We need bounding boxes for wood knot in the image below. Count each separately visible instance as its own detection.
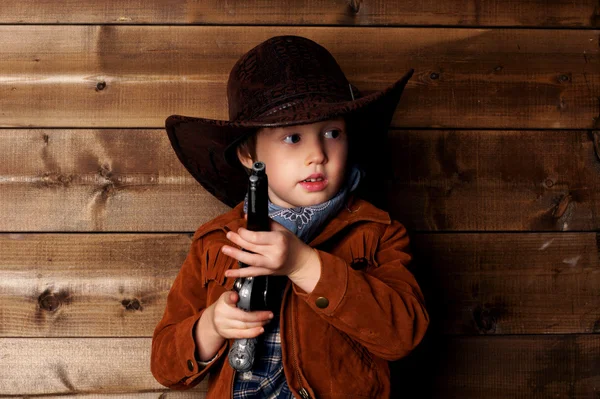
[592,131,600,163]
[348,0,361,13]
[37,289,71,312]
[39,293,60,311]
[473,305,500,333]
[96,81,106,91]
[122,298,142,311]
[98,163,112,179]
[553,194,572,219]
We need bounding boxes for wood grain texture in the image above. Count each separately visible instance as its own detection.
[2,3,597,399]
[0,0,598,27]
[0,338,207,396]
[2,129,600,232]
[0,336,597,397]
[0,26,598,129]
[0,129,230,231]
[393,334,600,399]
[0,234,190,337]
[387,129,600,231]
[410,232,600,335]
[0,233,597,337]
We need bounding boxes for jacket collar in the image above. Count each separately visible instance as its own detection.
[192,195,391,245]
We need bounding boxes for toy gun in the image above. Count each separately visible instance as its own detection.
[228,161,271,372]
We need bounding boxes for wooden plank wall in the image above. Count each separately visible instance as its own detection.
[0,1,599,397]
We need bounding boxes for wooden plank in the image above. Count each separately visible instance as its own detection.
[0,336,597,397]
[0,233,598,337]
[0,234,189,337]
[0,129,230,231]
[2,129,600,232]
[387,129,600,231]
[410,232,600,335]
[392,334,600,399]
[0,338,207,396]
[0,26,598,129]
[0,0,598,27]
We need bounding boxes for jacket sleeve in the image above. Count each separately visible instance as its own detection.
[150,235,228,389]
[293,220,429,361]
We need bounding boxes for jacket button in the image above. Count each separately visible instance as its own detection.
[315,297,329,309]
[187,359,195,371]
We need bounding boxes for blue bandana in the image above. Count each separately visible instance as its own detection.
[243,164,363,243]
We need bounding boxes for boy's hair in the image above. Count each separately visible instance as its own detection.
[236,131,258,174]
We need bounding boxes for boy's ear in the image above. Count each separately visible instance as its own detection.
[236,147,254,169]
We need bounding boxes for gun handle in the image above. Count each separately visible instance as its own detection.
[229,274,262,372]
[228,337,257,373]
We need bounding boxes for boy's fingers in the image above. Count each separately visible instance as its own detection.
[231,319,270,330]
[232,309,273,322]
[222,247,266,269]
[227,326,264,339]
[223,291,239,306]
[225,266,271,279]
[236,228,273,245]
[223,236,261,257]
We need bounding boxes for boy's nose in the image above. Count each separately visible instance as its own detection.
[305,141,327,165]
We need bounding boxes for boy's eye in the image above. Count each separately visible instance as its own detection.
[283,134,301,144]
[324,129,341,139]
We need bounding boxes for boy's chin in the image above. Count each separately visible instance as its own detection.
[293,194,335,208]
[272,193,333,209]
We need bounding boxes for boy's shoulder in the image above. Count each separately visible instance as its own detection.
[342,196,391,224]
[341,197,406,236]
[307,196,405,246]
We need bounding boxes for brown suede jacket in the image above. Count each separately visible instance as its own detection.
[151,196,429,398]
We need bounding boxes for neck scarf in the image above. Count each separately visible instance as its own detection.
[243,164,363,243]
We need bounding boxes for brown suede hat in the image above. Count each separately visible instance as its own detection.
[166,35,414,208]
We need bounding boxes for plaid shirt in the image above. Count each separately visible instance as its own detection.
[233,308,295,399]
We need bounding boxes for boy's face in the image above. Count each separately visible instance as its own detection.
[238,118,348,208]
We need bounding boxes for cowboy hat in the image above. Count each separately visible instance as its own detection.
[166,35,414,208]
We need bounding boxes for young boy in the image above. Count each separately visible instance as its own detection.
[151,35,429,398]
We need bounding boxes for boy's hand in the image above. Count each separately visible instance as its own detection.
[221,220,321,292]
[209,291,273,339]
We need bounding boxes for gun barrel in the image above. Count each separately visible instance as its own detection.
[246,162,269,232]
[228,161,270,373]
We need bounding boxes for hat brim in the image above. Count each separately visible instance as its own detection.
[166,69,414,208]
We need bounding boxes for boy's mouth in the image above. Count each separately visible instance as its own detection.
[301,177,324,182]
[300,173,325,183]
[299,174,328,192]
